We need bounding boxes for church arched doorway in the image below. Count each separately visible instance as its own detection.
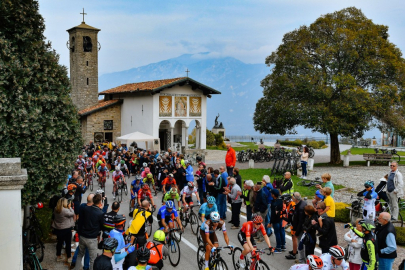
[173,120,187,153]
[188,120,201,149]
[159,120,171,151]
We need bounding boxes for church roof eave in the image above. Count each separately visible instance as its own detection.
[78,99,122,117]
[152,77,221,95]
[67,22,101,32]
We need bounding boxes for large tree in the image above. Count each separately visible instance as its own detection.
[254,7,405,163]
[0,0,82,204]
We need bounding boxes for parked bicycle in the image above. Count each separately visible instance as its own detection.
[375,199,404,227]
[374,148,401,163]
[25,203,45,263]
[297,177,322,190]
[23,231,46,270]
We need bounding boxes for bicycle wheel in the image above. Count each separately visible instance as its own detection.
[123,183,128,195]
[146,218,153,237]
[30,232,44,262]
[190,212,199,235]
[118,187,123,202]
[167,237,181,266]
[181,212,188,228]
[173,219,182,241]
[392,153,401,163]
[215,258,228,270]
[233,247,247,270]
[89,178,93,191]
[392,212,404,227]
[23,254,41,270]
[309,149,315,158]
[256,259,270,270]
[197,245,205,270]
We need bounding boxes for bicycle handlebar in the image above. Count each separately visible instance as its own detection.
[255,247,274,256]
[214,246,233,255]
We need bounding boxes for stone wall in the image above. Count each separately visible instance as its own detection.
[81,103,122,143]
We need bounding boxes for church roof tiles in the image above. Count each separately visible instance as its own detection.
[78,99,122,116]
[98,77,221,96]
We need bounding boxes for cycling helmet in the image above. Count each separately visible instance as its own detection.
[187,181,194,188]
[115,166,120,171]
[113,215,126,226]
[307,255,323,269]
[84,154,88,158]
[103,238,118,251]
[96,189,104,195]
[329,245,345,259]
[207,196,216,205]
[147,173,153,179]
[143,162,148,167]
[359,219,375,231]
[102,152,106,155]
[165,200,175,209]
[210,211,220,222]
[145,167,150,173]
[280,194,292,201]
[153,230,166,242]
[136,246,150,263]
[121,160,125,164]
[170,189,177,195]
[67,184,76,191]
[253,215,263,224]
[184,160,189,164]
[79,155,82,159]
[196,156,202,162]
[142,183,149,190]
[168,173,174,178]
[364,180,374,188]
[101,163,106,167]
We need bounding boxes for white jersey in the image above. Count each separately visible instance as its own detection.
[110,247,124,270]
[320,253,349,270]
[289,265,309,270]
[181,186,198,197]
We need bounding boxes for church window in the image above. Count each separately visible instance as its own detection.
[87,78,89,85]
[86,61,89,66]
[71,37,75,52]
[83,36,92,52]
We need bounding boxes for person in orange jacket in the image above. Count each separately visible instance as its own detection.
[225,144,236,176]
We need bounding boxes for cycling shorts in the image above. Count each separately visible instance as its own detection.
[200,229,218,246]
[184,197,193,204]
[158,216,173,228]
[237,231,256,247]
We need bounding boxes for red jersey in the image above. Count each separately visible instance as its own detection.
[138,189,152,201]
[240,221,266,238]
[161,177,176,187]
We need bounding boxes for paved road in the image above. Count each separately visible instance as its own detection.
[98,175,314,270]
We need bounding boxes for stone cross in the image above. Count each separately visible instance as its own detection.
[80,8,87,23]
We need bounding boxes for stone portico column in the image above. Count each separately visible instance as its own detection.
[185,126,189,150]
[0,158,28,270]
[170,127,174,150]
[196,127,200,149]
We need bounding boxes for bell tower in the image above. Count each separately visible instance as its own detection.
[67,9,101,111]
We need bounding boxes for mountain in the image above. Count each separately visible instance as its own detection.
[98,52,271,135]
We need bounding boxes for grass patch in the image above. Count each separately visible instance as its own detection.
[207,142,273,151]
[239,168,345,198]
[35,201,55,243]
[341,147,405,156]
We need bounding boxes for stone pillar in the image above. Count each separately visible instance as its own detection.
[185,126,189,150]
[0,158,28,270]
[170,127,174,149]
[343,155,350,167]
[308,158,315,171]
[196,127,200,149]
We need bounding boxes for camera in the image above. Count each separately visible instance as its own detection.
[344,224,350,229]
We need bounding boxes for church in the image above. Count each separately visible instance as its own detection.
[66,16,221,151]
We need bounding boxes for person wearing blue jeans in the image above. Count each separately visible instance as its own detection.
[376,212,397,270]
[262,176,273,236]
[71,245,90,270]
[269,189,285,252]
[213,169,227,219]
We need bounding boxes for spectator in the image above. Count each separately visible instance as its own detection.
[297,146,309,179]
[219,166,229,186]
[233,168,242,187]
[225,143,236,176]
[74,194,105,270]
[213,169,227,220]
[285,192,306,262]
[375,175,389,203]
[302,205,318,257]
[344,218,363,270]
[52,198,75,263]
[348,220,377,270]
[185,160,194,182]
[103,201,120,232]
[279,172,294,195]
[312,201,337,254]
[320,187,335,218]
[315,173,334,198]
[387,161,403,220]
[262,175,273,237]
[238,180,255,221]
[376,212,397,270]
[312,190,324,209]
[225,178,242,229]
[253,182,268,243]
[269,189,284,253]
[357,180,378,221]
[93,238,118,270]
[206,173,216,199]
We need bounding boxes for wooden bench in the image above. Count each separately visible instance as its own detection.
[363,153,392,166]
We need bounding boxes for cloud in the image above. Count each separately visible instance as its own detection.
[230,109,234,112]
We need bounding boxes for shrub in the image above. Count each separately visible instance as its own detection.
[206,129,215,146]
[396,227,405,245]
[318,141,326,147]
[334,202,350,223]
[308,141,320,149]
[214,133,224,146]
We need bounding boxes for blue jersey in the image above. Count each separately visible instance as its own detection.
[131,180,144,193]
[198,202,218,218]
[157,205,178,219]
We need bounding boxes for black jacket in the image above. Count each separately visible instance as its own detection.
[291,200,307,235]
[302,214,319,241]
[270,198,283,224]
[253,188,267,213]
[78,205,104,238]
[314,214,337,249]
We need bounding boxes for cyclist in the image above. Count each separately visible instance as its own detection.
[137,183,156,209]
[109,215,136,270]
[356,180,378,221]
[76,155,85,172]
[118,159,130,177]
[128,246,152,270]
[237,215,274,268]
[112,167,125,199]
[141,164,150,178]
[161,173,177,194]
[347,221,377,270]
[320,245,349,270]
[198,196,218,223]
[145,230,169,270]
[93,237,119,270]
[289,255,324,270]
[157,200,183,233]
[130,177,144,209]
[163,188,181,210]
[143,173,157,195]
[97,163,109,186]
[84,157,94,179]
[200,211,232,270]
[181,181,201,218]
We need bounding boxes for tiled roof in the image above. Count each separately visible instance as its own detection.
[99,77,221,96]
[78,99,122,116]
[67,22,101,32]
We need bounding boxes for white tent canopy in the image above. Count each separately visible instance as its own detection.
[116,131,159,150]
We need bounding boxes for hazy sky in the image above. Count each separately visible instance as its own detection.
[38,0,405,76]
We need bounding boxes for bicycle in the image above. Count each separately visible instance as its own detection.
[375,200,404,227]
[26,204,45,262]
[115,177,127,202]
[233,247,273,270]
[166,228,182,266]
[86,172,93,191]
[297,177,322,190]
[348,195,364,224]
[98,174,107,191]
[197,246,232,270]
[23,232,46,270]
[180,204,200,235]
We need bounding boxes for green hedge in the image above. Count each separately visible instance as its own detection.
[335,202,350,223]
[279,139,326,149]
[397,227,405,245]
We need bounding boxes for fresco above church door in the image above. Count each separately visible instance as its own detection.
[189,96,201,116]
[159,96,172,117]
[175,97,187,117]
